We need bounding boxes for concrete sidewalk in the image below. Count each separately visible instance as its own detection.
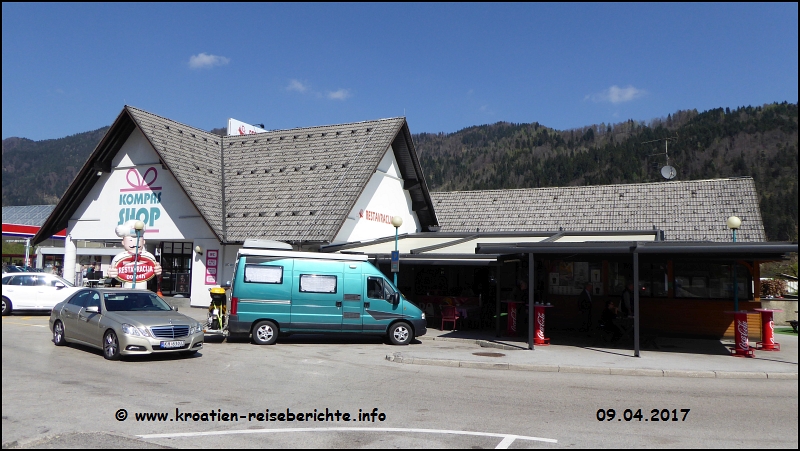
[389,327,798,379]
[164,296,798,379]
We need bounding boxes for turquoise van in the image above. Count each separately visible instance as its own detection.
[226,243,426,345]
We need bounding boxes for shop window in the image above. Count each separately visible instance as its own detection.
[546,260,602,296]
[674,261,749,300]
[608,262,632,296]
[638,263,668,298]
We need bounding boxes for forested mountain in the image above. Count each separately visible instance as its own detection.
[2,103,797,241]
[416,102,798,241]
[2,126,110,206]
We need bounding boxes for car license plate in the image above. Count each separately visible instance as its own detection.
[160,340,185,349]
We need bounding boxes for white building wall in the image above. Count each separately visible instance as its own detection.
[189,243,242,307]
[333,146,420,244]
[65,128,221,302]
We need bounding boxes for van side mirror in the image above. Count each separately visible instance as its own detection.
[54,282,65,289]
[85,306,100,314]
[391,293,400,305]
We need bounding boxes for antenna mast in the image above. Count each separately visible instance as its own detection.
[643,135,678,180]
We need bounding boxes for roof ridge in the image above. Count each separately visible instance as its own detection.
[225,117,405,136]
[125,105,220,138]
[431,177,755,195]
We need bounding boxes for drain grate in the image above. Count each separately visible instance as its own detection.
[472,352,505,357]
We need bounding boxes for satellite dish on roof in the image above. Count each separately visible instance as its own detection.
[661,165,677,180]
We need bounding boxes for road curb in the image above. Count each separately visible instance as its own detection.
[420,335,526,350]
[385,354,799,380]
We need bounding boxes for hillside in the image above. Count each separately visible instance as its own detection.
[416,103,798,241]
[2,103,797,241]
[2,126,110,206]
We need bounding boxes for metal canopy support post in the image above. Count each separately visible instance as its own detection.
[528,253,535,350]
[496,266,501,337]
[633,248,640,357]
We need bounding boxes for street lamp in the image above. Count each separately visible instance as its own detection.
[727,216,741,311]
[131,220,145,289]
[391,216,403,286]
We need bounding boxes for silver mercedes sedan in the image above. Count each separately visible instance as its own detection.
[49,288,203,360]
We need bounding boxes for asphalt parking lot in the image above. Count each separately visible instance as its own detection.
[2,304,797,449]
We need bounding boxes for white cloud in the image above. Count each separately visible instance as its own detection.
[286,79,308,93]
[587,85,646,104]
[188,53,230,69]
[327,89,351,100]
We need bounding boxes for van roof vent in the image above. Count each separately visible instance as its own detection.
[243,239,293,250]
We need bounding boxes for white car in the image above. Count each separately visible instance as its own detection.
[2,272,81,315]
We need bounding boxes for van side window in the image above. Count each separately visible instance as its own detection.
[244,265,283,284]
[299,274,337,294]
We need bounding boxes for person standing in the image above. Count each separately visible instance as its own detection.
[578,282,593,332]
[600,300,623,342]
[620,282,634,317]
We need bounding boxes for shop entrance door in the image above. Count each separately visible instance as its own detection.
[159,242,193,296]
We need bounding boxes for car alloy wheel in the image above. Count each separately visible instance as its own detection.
[53,321,67,346]
[103,330,121,360]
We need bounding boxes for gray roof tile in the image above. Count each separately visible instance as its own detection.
[431,177,766,242]
[221,118,405,242]
[126,106,224,237]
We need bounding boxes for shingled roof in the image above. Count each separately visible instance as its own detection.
[221,117,435,242]
[430,177,766,242]
[126,106,225,235]
[33,106,437,245]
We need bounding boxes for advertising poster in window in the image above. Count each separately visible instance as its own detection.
[574,262,589,286]
[176,273,190,293]
[558,262,573,286]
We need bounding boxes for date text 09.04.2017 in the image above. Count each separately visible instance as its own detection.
[596,408,690,422]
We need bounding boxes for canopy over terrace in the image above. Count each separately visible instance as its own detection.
[321,230,662,265]
[475,240,799,355]
[322,230,662,337]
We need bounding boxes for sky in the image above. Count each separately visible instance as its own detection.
[2,2,798,141]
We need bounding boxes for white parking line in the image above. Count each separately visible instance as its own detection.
[139,427,557,448]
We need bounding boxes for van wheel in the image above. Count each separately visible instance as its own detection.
[252,320,279,345]
[389,322,412,346]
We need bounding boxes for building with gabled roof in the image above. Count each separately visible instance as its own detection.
[33,105,437,305]
[29,105,794,328]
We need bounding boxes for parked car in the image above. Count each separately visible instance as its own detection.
[3,265,31,273]
[2,272,81,315]
[49,288,204,360]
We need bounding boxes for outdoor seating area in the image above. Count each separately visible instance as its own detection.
[82,277,118,288]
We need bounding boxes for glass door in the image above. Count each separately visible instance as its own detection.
[158,242,193,296]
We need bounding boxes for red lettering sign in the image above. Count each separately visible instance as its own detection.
[114,254,157,283]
